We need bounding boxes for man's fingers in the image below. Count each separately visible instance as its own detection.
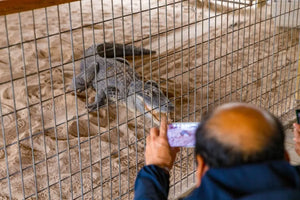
[150,128,159,138]
[159,115,168,138]
[146,135,151,144]
[172,147,180,153]
[294,130,299,137]
[293,123,300,132]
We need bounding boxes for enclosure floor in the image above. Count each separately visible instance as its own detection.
[0,0,299,199]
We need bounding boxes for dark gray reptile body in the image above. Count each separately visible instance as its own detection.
[85,56,140,109]
[90,42,154,57]
[81,42,155,71]
[69,43,173,123]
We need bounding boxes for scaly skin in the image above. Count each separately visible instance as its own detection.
[81,42,156,71]
[69,43,173,124]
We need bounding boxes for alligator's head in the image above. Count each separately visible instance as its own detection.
[127,80,174,125]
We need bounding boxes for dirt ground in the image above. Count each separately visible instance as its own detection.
[0,0,299,199]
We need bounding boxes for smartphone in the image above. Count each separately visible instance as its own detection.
[167,122,200,147]
[296,109,300,124]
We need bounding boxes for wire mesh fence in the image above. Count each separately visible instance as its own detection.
[0,0,299,199]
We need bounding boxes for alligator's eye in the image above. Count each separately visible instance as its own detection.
[144,90,152,97]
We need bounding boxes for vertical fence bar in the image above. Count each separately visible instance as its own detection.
[131,0,138,191]
[268,0,278,109]
[284,0,299,115]
[164,0,170,185]
[0,93,12,199]
[44,7,63,199]
[187,0,191,189]
[4,15,26,200]
[207,1,211,111]
[280,0,291,116]
[172,0,176,196]
[275,0,284,117]
[247,1,253,104]
[220,0,224,105]
[259,0,269,108]
[255,0,263,106]
[118,0,131,198]
[109,1,122,198]
[225,0,229,103]
[180,0,183,193]
[99,0,107,198]
[17,11,38,198]
[292,0,300,109]
[229,1,235,102]
[68,2,85,199]
[102,6,113,200]
[78,1,95,198]
[193,0,198,184]
[31,10,52,199]
[235,0,240,102]
[294,1,300,102]
[265,1,275,110]
[240,0,246,102]
[283,0,294,113]
[251,0,258,105]
[277,0,286,116]
[121,0,131,198]
[139,0,146,161]
[55,4,74,199]
[268,0,279,111]
[213,0,217,107]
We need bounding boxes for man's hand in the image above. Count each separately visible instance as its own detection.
[293,123,300,156]
[145,116,179,171]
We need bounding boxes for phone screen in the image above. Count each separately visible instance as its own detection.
[296,109,300,124]
[167,122,200,147]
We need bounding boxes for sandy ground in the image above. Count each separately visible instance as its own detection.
[0,0,299,199]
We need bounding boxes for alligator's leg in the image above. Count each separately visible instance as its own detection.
[68,73,88,93]
[105,86,126,102]
[68,75,85,92]
[82,62,99,84]
[86,89,106,111]
[70,62,99,92]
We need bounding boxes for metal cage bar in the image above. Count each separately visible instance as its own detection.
[0,0,299,199]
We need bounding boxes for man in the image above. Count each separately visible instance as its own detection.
[134,103,300,199]
[293,123,300,156]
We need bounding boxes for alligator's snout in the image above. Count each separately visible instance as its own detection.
[164,101,174,112]
[144,101,174,124]
[130,80,174,124]
[144,100,174,113]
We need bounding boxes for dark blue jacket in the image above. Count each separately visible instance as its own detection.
[134,160,300,199]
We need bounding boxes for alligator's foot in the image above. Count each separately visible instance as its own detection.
[86,102,103,112]
[73,86,86,93]
[86,91,106,112]
[67,84,85,93]
[77,88,85,93]
[86,101,106,111]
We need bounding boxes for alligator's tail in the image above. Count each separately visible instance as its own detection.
[95,42,156,58]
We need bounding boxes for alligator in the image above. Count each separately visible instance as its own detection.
[69,43,174,124]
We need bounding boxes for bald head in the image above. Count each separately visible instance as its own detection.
[207,103,276,155]
[195,103,285,168]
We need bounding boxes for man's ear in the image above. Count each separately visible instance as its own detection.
[284,150,290,162]
[196,155,209,187]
